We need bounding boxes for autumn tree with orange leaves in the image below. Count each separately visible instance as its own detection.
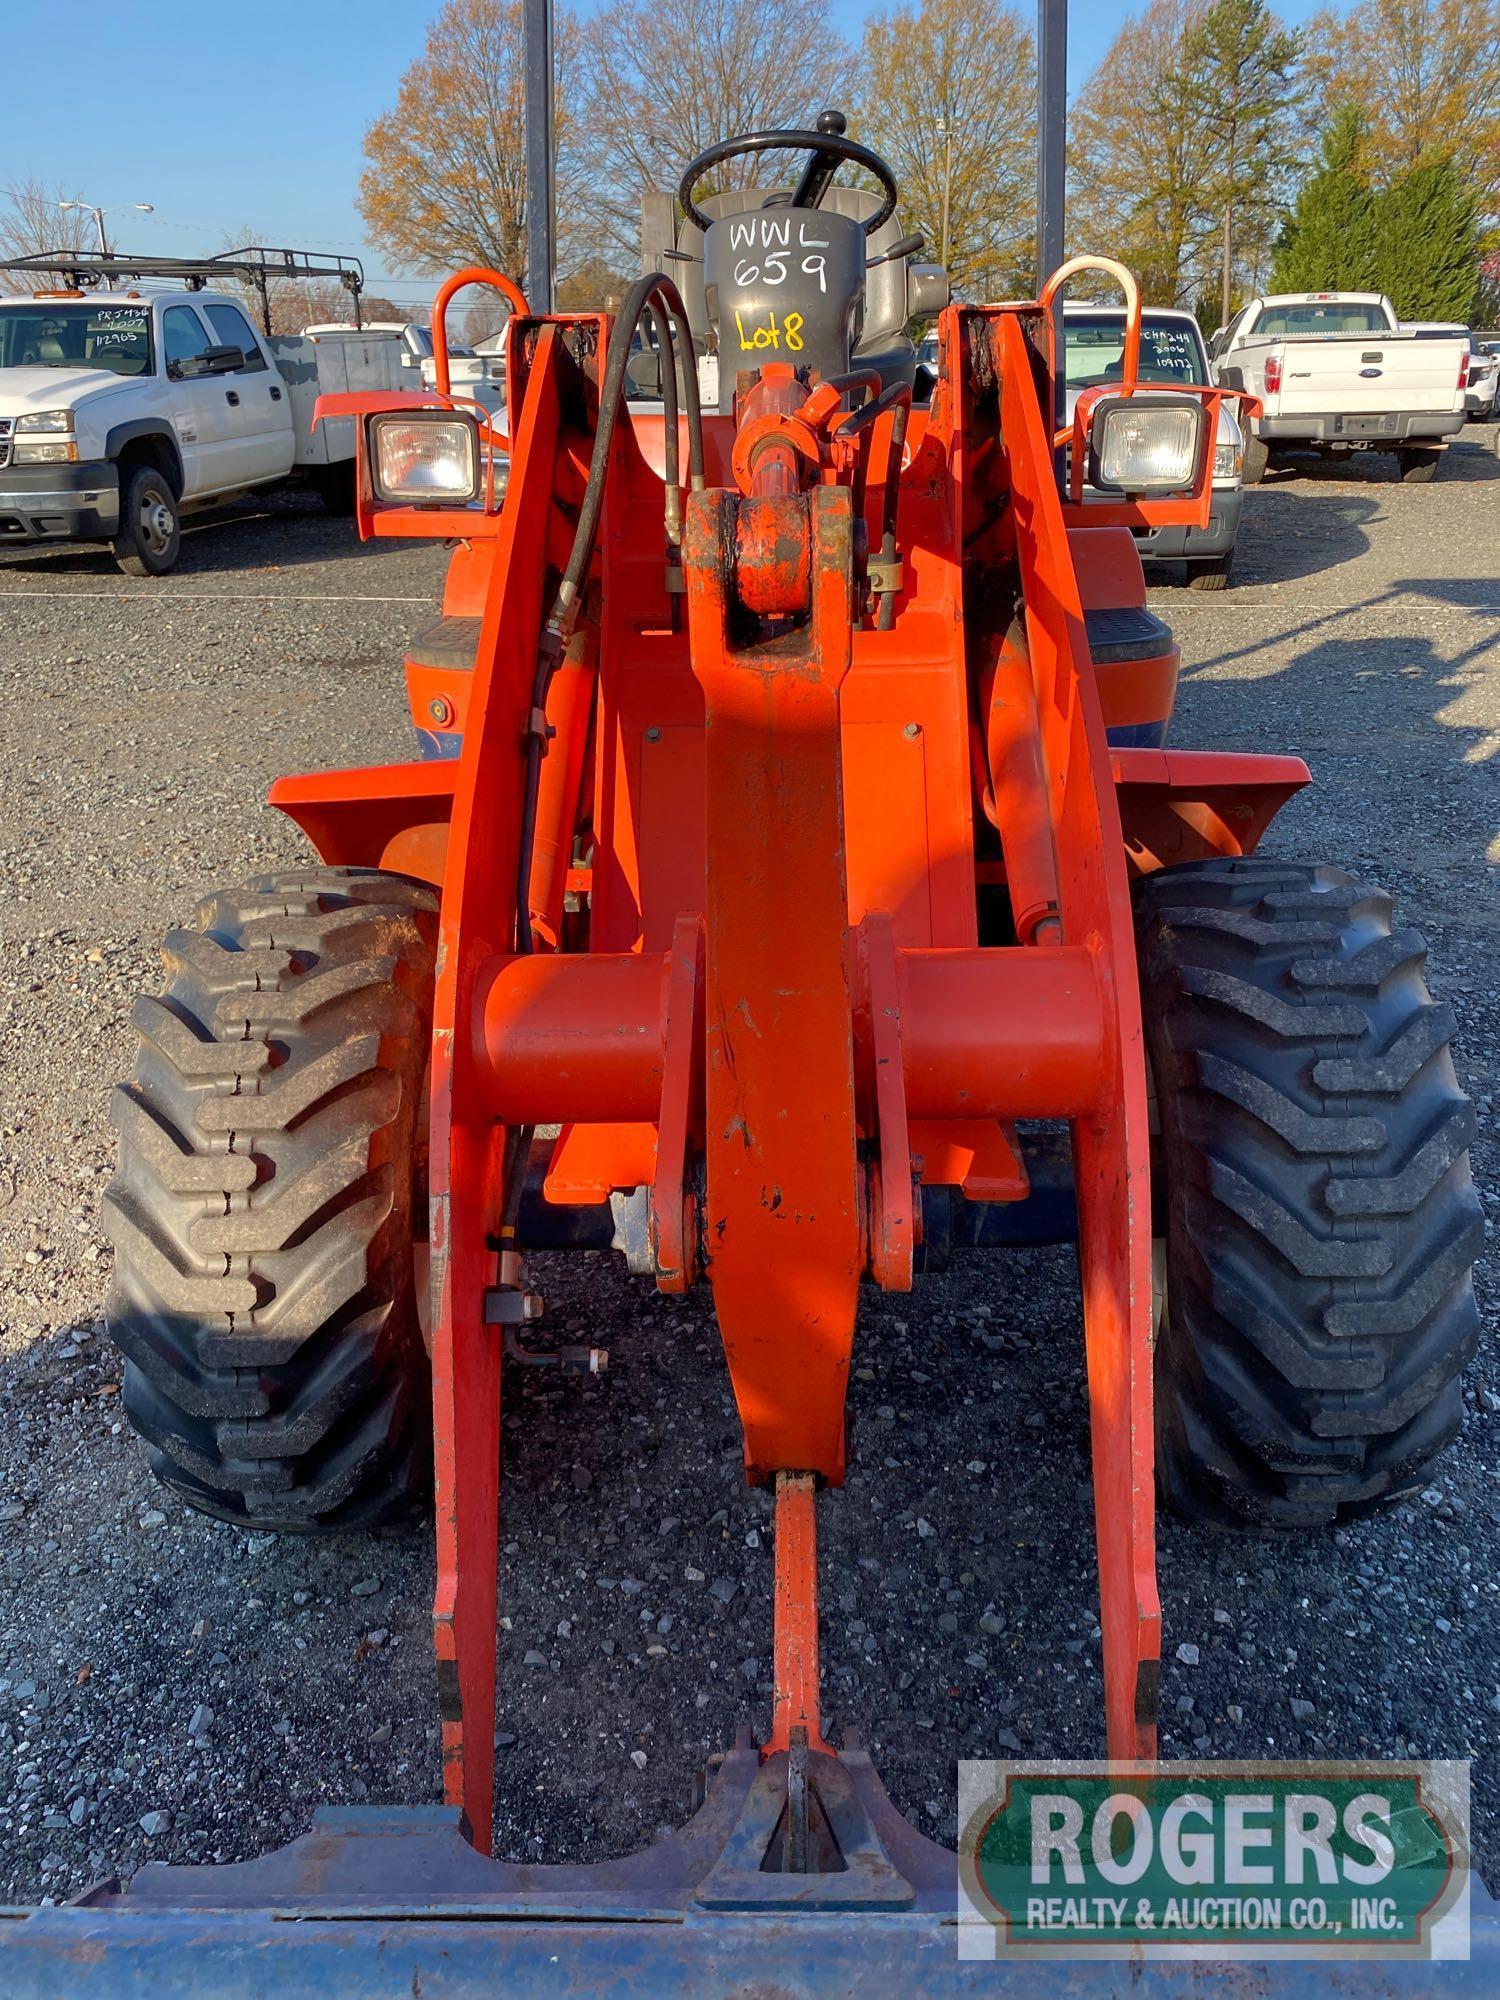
[359,0,590,278]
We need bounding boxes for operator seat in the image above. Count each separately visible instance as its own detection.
[642,184,948,414]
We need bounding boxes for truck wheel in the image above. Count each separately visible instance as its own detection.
[113,464,181,577]
[1137,858,1482,1530]
[313,462,356,516]
[1396,448,1441,484]
[104,868,438,1530]
[1241,435,1269,484]
[1187,553,1233,592]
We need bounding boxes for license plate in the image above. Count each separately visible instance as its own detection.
[1339,413,1398,437]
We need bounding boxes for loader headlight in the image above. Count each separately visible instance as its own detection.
[15,410,74,433]
[1089,395,1207,493]
[369,412,481,505]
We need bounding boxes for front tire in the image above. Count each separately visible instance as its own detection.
[105,868,438,1529]
[1187,552,1234,592]
[1138,858,1482,1530]
[113,464,181,577]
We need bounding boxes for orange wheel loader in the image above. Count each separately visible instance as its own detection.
[10,115,1486,1996]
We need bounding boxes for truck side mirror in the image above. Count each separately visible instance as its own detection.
[202,344,246,375]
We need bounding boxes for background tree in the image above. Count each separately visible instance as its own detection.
[854,0,1036,298]
[1183,0,1302,327]
[0,178,95,282]
[1302,0,1500,214]
[556,254,635,312]
[575,0,852,264]
[360,0,590,281]
[1271,104,1377,292]
[1070,0,1219,307]
[1374,153,1483,319]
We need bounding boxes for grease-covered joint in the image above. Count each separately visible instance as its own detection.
[733,494,813,619]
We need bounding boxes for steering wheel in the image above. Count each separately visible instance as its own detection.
[678,112,899,237]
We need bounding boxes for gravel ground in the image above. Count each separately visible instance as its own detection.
[0,437,1496,1906]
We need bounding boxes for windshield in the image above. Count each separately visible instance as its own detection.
[406,325,434,357]
[1250,302,1387,337]
[1064,313,1206,390]
[0,301,153,377]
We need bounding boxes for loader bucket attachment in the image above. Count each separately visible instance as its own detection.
[4,1824,1497,1994]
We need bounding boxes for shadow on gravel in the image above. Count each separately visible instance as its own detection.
[1180,573,1500,748]
[0,489,437,585]
[1227,489,1383,589]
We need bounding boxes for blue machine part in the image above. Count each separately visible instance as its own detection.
[3,1737,1495,1998]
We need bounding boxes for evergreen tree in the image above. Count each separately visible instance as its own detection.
[1183,0,1303,325]
[1374,154,1482,320]
[1272,106,1379,293]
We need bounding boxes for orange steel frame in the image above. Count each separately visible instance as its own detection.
[274,271,1311,1854]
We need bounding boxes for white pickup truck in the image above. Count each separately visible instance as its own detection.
[1209,291,1468,483]
[0,288,404,574]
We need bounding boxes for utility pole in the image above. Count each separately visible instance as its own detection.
[935,117,953,272]
[1036,0,1067,438]
[1035,0,1067,291]
[523,0,555,312]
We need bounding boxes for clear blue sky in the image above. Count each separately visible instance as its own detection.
[5,0,1333,303]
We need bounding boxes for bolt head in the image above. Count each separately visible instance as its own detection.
[428,696,453,726]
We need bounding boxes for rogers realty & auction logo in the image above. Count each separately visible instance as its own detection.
[957,1760,1470,1960]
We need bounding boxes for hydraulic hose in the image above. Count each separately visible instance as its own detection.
[514,270,704,960]
[494,274,707,1309]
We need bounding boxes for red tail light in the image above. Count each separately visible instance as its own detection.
[1458,352,1469,390]
[1263,354,1282,394]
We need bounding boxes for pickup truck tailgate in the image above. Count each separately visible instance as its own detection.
[1258,334,1465,416]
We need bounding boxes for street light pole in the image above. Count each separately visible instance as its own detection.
[1036,0,1068,439]
[1035,0,1066,291]
[58,199,153,260]
[523,0,555,312]
[935,118,953,274]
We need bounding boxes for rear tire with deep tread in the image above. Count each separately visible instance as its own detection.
[1137,857,1482,1530]
[104,867,438,1530]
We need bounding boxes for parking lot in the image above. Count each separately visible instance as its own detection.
[0,435,1497,1905]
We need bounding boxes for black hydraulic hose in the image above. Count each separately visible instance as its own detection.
[514,271,703,962]
[495,273,708,1320]
[641,302,680,544]
[532,270,702,711]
